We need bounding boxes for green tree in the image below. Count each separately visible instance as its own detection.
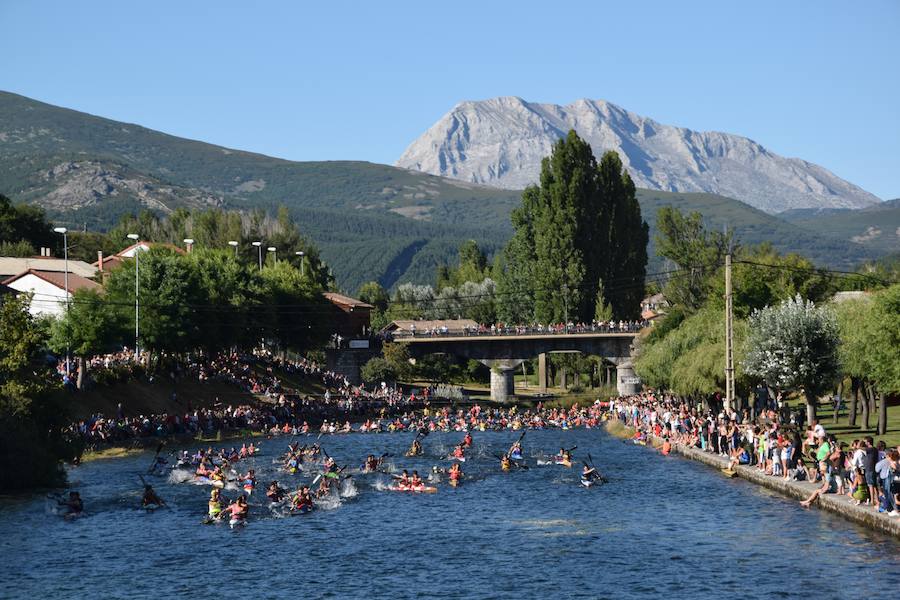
[358,281,390,330]
[382,342,412,381]
[867,284,900,434]
[104,248,201,357]
[497,131,648,323]
[654,206,732,311]
[48,289,120,389]
[360,356,396,384]
[743,295,840,423]
[0,295,73,490]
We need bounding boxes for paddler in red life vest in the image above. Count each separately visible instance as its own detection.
[452,444,465,460]
[462,431,473,448]
[397,469,410,488]
[410,470,423,489]
[292,486,313,511]
[449,462,462,485]
[364,454,379,472]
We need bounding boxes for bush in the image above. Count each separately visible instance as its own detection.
[361,357,396,384]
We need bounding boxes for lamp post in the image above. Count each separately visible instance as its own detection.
[267,246,277,265]
[127,233,140,362]
[228,240,239,258]
[296,250,305,277]
[53,227,70,375]
[251,241,262,271]
[183,238,194,253]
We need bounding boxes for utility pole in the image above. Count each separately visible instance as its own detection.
[724,252,734,411]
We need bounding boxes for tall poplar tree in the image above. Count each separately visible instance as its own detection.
[498,130,648,322]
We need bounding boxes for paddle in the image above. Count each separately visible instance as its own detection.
[146,442,165,474]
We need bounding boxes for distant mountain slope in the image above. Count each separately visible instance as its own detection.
[0,91,883,291]
[397,96,881,214]
[779,199,900,255]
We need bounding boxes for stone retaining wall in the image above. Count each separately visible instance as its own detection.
[605,420,900,540]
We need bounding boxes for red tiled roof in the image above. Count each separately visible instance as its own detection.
[323,292,373,310]
[2,269,102,294]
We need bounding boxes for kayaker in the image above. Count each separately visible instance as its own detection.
[462,431,473,448]
[500,455,511,471]
[227,495,249,521]
[452,444,465,460]
[292,486,314,511]
[364,454,379,472]
[141,484,165,507]
[557,448,572,463]
[242,469,256,488]
[210,466,225,482]
[397,469,410,487]
[509,442,523,460]
[266,481,286,503]
[59,491,83,516]
[208,489,224,520]
[316,475,332,498]
[449,462,462,485]
[581,464,598,482]
[410,470,423,488]
[407,439,422,456]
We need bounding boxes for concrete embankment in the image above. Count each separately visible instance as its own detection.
[604,420,900,540]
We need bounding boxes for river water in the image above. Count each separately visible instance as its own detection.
[2,428,898,599]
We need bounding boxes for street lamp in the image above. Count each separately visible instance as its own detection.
[53,227,69,375]
[251,241,262,271]
[183,238,194,253]
[127,233,140,362]
[227,240,239,258]
[267,246,277,265]
[296,251,305,277]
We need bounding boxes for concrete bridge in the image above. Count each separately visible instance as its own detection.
[400,332,640,403]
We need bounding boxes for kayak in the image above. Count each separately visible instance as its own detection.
[447,456,466,462]
[580,479,597,488]
[388,485,437,494]
[229,517,246,529]
[555,459,572,468]
[509,452,523,461]
[195,476,225,488]
[290,504,315,514]
[449,478,460,488]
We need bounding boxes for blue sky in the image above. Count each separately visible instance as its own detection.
[1,0,898,198]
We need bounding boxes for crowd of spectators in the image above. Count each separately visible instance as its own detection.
[394,319,649,338]
[64,350,425,447]
[611,391,900,516]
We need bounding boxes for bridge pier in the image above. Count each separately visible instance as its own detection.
[616,360,641,396]
[481,359,523,404]
[538,353,549,393]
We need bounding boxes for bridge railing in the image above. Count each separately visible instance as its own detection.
[389,321,648,340]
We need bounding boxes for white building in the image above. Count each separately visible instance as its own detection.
[2,269,102,317]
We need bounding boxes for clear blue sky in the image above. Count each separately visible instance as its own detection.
[1,0,898,198]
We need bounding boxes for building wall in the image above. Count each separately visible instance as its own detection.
[6,274,68,317]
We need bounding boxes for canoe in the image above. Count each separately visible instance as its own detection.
[388,485,437,494]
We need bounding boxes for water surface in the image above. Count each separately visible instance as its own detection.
[2,429,898,599]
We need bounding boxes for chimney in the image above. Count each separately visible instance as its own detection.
[98,250,104,272]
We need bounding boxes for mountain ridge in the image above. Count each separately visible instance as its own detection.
[0,91,887,292]
[397,96,881,214]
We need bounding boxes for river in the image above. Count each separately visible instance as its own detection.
[2,428,898,599]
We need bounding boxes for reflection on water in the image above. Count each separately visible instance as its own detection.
[2,428,898,599]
